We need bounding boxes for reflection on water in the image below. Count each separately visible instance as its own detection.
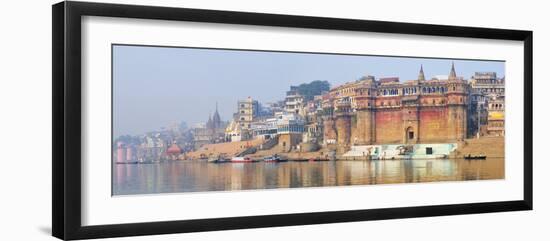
[112,158,504,195]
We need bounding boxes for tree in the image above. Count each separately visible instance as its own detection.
[296,80,330,101]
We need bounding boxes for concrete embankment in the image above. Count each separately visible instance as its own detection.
[336,136,504,160]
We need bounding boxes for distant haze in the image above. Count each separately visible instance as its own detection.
[113,45,505,137]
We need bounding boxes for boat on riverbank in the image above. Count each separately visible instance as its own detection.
[115,161,139,164]
[231,156,255,163]
[263,154,287,162]
[208,155,230,163]
[287,157,330,162]
[463,154,487,160]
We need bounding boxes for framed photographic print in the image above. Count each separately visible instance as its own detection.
[52,1,533,240]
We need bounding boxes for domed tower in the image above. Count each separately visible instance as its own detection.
[166,141,182,160]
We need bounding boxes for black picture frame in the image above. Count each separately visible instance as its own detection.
[52,1,533,240]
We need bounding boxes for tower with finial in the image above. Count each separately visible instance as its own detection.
[212,101,221,129]
[418,64,425,81]
[449,62,457,80]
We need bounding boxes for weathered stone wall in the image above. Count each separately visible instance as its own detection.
[335,115,351,153]
[446,105,467,141]
[323,118,337,143]
[346,105,468,144]
[354,110,375,145]
[278,133,303,152]
[374,109,403,143]
[418,107,451,142]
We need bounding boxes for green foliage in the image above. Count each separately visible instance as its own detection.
[296,80,330,101]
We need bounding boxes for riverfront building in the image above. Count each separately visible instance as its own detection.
[487,95,505,136]
[323,64,470,153]
[276,113,306,152]
[469,72,506,137]
[235,97,259,129]
[285,86,305,115]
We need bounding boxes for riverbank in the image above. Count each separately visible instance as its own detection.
[452,136,505,158]
[182,136,504,161]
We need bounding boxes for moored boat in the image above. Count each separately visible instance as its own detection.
[464,154,487,160]
[115,161,139,164]
[231,156,254,163]
[263,154,286,162]
[208,156,229,163]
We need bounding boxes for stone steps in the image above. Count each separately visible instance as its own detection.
[454,136,505,158]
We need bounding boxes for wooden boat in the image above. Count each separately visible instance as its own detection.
[463,154,487,160]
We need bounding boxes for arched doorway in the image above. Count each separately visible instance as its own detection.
[405,127,415,143]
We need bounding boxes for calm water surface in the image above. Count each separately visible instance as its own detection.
[113,158,504,195]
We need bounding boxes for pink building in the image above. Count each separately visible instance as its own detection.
[116,141,126,163]
[126,145,134,162]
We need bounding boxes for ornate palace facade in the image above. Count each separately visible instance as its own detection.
[323,64,470,152]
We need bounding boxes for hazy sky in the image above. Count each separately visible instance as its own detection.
[113,45,504,137]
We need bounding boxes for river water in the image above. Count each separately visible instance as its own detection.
[112,158,504,195]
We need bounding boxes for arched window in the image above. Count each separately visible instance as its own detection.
[423,87,426,93]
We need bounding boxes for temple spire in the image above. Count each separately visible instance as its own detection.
[449,62,457,80]
[418,64,425,81]
[212,101,221,129]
